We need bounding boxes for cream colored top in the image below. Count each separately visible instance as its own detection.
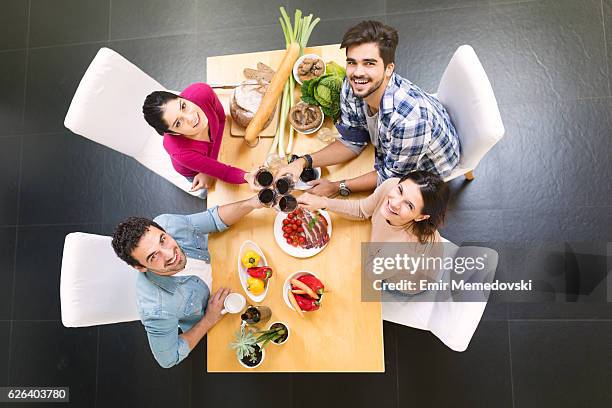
[323,178,442,294]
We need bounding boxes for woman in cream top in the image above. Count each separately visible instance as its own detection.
[298,170,450,294]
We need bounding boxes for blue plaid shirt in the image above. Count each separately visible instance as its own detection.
[336,73,460,182]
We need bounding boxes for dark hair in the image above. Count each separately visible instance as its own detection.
[142,91,179,135]
[111,217,165,267]
[340,20,399,67]
[399,171,449,244]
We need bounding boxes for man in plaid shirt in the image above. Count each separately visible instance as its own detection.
[279,20,460,197]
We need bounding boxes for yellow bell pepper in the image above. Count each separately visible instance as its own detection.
[247,277,265,295]
[241,250,261,268]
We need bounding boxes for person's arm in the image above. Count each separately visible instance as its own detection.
[298,178,398,219]
[172,150,247,185]
[142,314,189,369]
[179,287,230,350]
[217,195,261,227]
[208,89,226,161]
[276,140,358,182]
[308,169,379,197]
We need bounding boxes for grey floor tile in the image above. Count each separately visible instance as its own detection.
[97,322,192,408]
[509,321,612,407]
[9,322,97,407]
[396,320,513,408]
[110,34,203,91]
[29,0,109,47]
[0,228,16,320]
[24,43,103,134]
[289,0,384,20]
[13,224,101,320]
[197,0,284,32]
[0,137,21,225]
[102,150,203,227]
[496,99,612,211]
[440,209,505,244]
[191,337,291,408]
[307,15,386,48]
[292,321,398,408]
[19,133,105,225]
[0,50,26,136]
[488,0,608,105]
[0,0,28,50]
[388,5,492,93]
[110,0,197,40]
[605,0,612,96]
[0,322,8,386]
[387,0,488,14]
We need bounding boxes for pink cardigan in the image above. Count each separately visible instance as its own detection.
[162,83,246,184]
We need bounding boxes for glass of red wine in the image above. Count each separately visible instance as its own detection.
[275,174,295,195]
[255,167,274,188]
[258,188,277,207]
[277,194,298,213]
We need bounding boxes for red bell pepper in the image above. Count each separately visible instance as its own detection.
[294,293,320,311]
[297,274,324,295]
[247,266,273,280]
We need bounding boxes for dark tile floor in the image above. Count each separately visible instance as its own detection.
[1,0,611,407]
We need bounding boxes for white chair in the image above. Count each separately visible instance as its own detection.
[435,45,505,182]
[64,47,204,198]
[60,232,214,328]
[60,232,140,327]
[382,239,499,352]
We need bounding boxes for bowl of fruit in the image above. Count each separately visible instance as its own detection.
[238,240,272,303]
[283,271,325,316]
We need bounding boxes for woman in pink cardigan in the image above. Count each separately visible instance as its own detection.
[143,83,253,191]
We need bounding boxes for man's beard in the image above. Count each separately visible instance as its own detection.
[152,247,187,275]
[351,75,385,99]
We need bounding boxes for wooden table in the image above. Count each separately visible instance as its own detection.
[205,44,383,372]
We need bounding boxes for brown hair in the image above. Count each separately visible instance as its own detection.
[399,171,449,244]
[340,20,399,67]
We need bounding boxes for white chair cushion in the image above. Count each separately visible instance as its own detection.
[60,232,140,327]
[64,47,200,197]
[382,237,499,352]
[436,45,505,177]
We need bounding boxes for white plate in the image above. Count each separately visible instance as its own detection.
[294,167,321,190]
[292,54,325,85]
[273,210,332,258]
[237,240,270,303]
[283,271,324,312]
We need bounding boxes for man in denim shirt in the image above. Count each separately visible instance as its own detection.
[111,196,262,368]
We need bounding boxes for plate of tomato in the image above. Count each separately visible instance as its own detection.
[273,209,332,258]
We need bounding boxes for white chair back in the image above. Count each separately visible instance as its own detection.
[64,47,196,196]
[436,45,505,181]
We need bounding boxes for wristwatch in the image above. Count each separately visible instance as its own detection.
[338,180,351,197]
[301,154,313,169]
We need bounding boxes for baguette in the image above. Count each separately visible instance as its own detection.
[244,43,300,146]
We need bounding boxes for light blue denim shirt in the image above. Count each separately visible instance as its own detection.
[136,205,228,368]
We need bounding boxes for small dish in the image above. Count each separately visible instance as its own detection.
[237,240,270,303]
[283,271,324,312]
[293,54,326,85]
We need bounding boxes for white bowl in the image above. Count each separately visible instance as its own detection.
[237,346,265,369]
[293,53,325,85]
[283,270,324,312]
[237,240,270,303]
[268,321,290,346]
[293,105,325,135]
[273,210,332,258]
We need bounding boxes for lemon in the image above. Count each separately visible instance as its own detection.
[247,277,265,295]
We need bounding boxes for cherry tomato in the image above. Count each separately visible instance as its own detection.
[283,219,290,225]
[286,238,292,244]
[297,227,304,233]
[295,220,302,226]
[298,236,306,243]
[283,233,289,238]
[287,213,294,219]
[291,224,297,231]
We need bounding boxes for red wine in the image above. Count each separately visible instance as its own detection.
[258,188,276,207]
[279,194,297,213]
[255,168,273,187]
